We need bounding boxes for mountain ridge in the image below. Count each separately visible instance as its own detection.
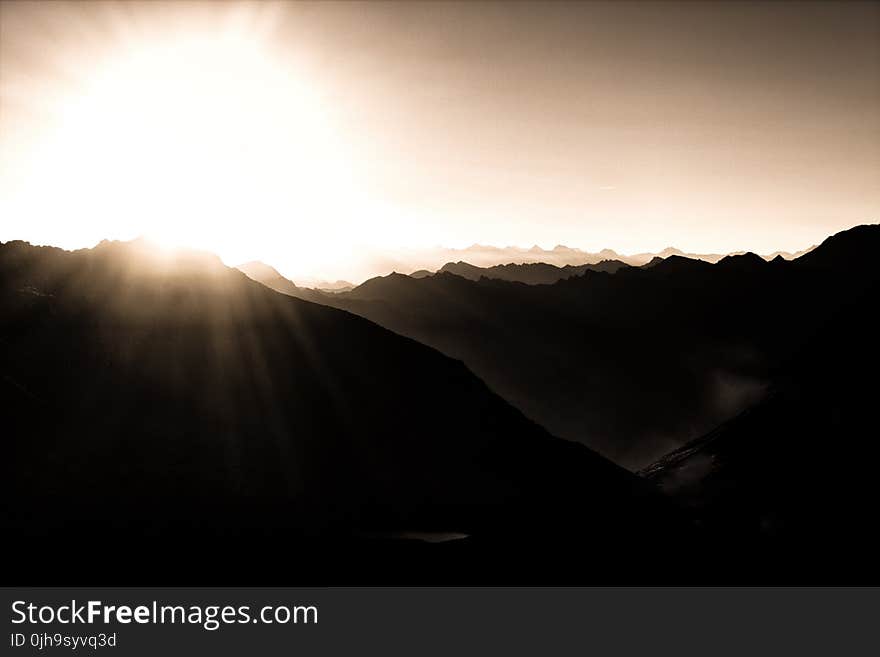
[240,224,878,470]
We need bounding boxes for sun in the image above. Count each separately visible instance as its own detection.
[3,13,369,274]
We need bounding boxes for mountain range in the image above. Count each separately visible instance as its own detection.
[241,225,878,472]
[436,259,630,285]
[240,223,880,580]
[1,237,678,583]
[4,225,878,583]
[268,242,817,286]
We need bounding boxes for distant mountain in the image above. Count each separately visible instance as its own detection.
[344,244,633,281]
[239,242,817,286]
[237,261,330,303]
[628,245,816,266]
[646,254,714,274]
[237,263,353,294]
[294,277,355,292]
[273,225,878,470]
[764,247,816,260]
[1,238,676,582]
[237,260,305,296]
[429,243,620,268]
[344,242,817,283]
[438,259,630,285]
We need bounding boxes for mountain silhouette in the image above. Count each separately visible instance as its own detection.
[244,225,879,470]
[792,223,877,272]
[237,260,311,297]
[341,242,814,283]
[438,259,630,284]
[1,238,679,583]
[715,252,768,272]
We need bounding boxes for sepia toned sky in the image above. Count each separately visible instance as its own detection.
[1,1,878,281]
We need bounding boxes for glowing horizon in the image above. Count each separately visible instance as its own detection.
[1,1,877,282]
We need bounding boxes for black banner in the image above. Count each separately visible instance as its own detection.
[2,588,877,656]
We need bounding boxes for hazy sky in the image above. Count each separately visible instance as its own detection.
[1,1,878,280]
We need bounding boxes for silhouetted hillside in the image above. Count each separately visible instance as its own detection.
[261,225,879,469]
[793,223,877,272]
[1,238,678,583]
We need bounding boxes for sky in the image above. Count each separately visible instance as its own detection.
[1,1,878,281]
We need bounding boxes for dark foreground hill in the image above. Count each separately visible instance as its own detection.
[250,225,880,470]
[1,238,684,583]
[640,254,880,564]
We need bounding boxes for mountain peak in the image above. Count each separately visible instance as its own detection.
[650,254,712,273]
[716,252,767,271]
